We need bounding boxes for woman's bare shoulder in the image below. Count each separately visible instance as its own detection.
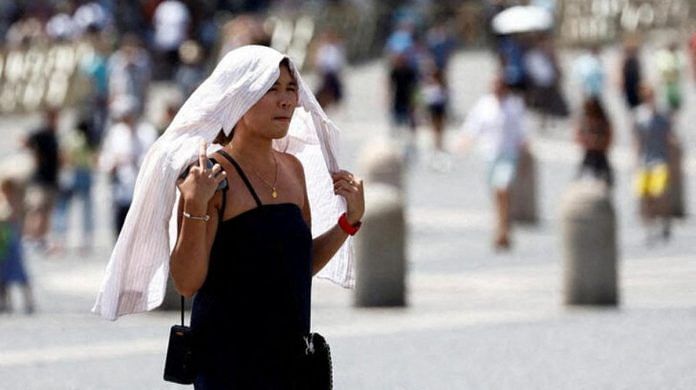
[277,151,305,178]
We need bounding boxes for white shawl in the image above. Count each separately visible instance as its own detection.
[93,45,354,321]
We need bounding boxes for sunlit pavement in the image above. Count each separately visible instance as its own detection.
[2,47,696,389]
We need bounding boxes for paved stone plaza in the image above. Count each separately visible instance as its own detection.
[1,48,696,389]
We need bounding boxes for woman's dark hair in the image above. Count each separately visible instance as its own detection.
[583,97,608,123]
[214,127,234,145]
[279,57,291,72]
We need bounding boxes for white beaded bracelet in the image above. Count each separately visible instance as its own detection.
[183,211,210,222]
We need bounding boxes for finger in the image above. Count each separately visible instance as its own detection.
[198,140,208,169]
[331,170,354,181]
[334,181,359,193]
[332,173,357,185]
[332,172,354,181]
[210,163,222,176]
[334,187,355,198]
[214,170,227,183]
[332,177,353,186]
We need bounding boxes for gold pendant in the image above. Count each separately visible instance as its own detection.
[272,189,278,199]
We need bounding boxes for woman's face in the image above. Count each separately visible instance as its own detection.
[238,63,298,139]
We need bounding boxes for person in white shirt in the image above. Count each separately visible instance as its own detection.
[153,0,191,79]
[313,30,346,109]
[100,96,158,238]
[458,74,528,250]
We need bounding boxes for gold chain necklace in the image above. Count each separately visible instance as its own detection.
[246,153,279,199]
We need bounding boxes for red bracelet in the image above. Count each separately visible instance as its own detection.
[338,213,361,235]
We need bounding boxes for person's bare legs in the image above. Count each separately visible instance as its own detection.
[432,114,444,151]
[494,188,511,250]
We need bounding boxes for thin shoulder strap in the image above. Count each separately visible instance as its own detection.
[216,149,263,207]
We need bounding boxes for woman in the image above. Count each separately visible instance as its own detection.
[172,58,364,388]
[93,46,363,387]
[575,97,613,187]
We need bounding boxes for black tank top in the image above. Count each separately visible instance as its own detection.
[190,150,313,389]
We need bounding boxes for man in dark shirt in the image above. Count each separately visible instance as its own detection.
[23,108,60,247]
[389,53,418,131]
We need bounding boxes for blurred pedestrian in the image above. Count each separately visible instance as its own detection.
[312,29,346,110]
[218,14,270,60]
[157,98,182,136]
[388,52,419,154]
[23,108,61,249]
[496,33,528,92]
[46,3,77,43]
[425,22,456,77]
[99,96,158,238]
[72,1,113,36]
[79,25,110,144]
[152,0,190,80]
[633,85,675,243]
[572,45,605,99]
[458,74,528,250]
[689,30,696,81]
[655,42,685,114]
[619,37,643,112]
[0,177,35,314]
[524,35,569,121]
[51,116,98,254]
[108,33,151,118]
[421,59,450,171]
[385,18,417,63]
[175,40,206,99]
[575,97,613,187]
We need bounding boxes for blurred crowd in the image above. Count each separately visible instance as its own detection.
[0,0,273,314]
[381,1,693,252]
[0,0,695,314]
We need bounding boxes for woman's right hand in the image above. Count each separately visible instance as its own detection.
[176,140,226,210]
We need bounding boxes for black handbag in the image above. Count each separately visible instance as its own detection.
[299,332,333,390]
[279,267,333,389]
[163,296,197,384]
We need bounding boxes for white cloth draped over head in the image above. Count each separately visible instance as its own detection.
[93,45,354,321]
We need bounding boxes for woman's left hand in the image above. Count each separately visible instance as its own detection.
[332,170,365,225]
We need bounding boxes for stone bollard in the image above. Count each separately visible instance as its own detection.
[510,148,538,224]
[561,180,618,305]
[160,274,192,311]
[354,184,407,307]
[667,140,687,218]
[358,140,404,189]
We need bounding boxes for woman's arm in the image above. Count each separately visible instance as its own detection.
[289,156,365,275]
[311,170,364,275]
[170,192,221,297]
[169,141,227,297]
